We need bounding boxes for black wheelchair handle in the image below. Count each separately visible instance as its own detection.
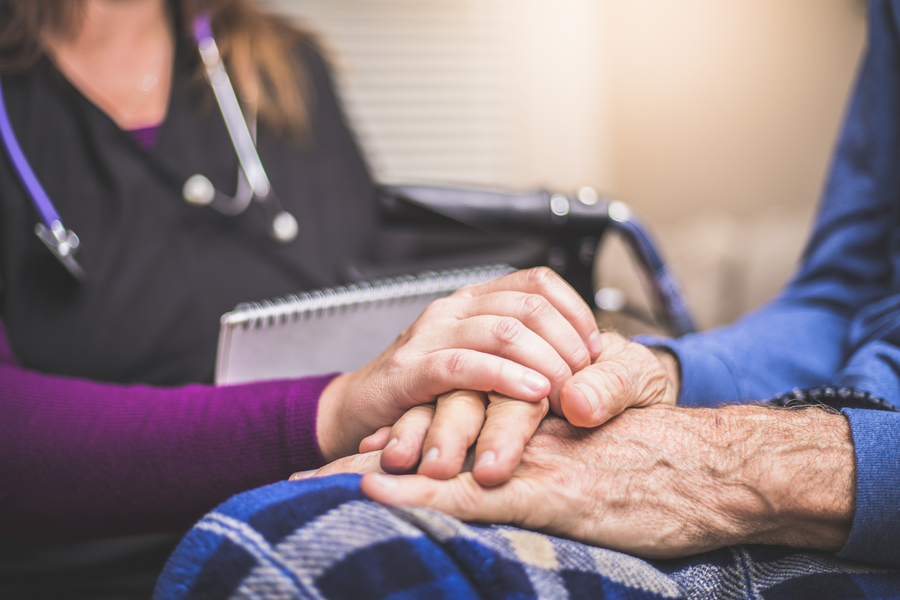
[377,184,609,234]
[376,183,696,337]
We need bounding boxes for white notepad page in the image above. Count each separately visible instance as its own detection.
[215,264,514,384]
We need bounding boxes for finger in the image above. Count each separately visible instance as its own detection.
[308,451,385,478]
[444,314,573,408]
[451,291,592,374]
[360,426,392,453]
[559,364,628,427]
[472,393,548,487]
[361,472,518,525]
[418,349,551,403]
[417,390,487,480]
[458,267,603,360]
[380,404,435,474]
[559,336,668,427]
[289,469,319,481]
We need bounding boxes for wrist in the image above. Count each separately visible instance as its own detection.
[708,406,855,550]
[649,346,681,405]
[316,372,353,463]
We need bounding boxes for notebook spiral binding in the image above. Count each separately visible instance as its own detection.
[224,263,516,330]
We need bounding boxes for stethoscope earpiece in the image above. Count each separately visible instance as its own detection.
[187,14,299,245]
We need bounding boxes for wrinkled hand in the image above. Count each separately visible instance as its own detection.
[296,389,548,487]
[352,331,679,484]
[356,405,855,558]
[358,389,549,486]
[316,268,601,462]
[558,331,680,427]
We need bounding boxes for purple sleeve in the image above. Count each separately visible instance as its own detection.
[0,317,335,541]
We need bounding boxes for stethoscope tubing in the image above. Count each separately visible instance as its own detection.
[0,14,299,282]
[193,15,271,201]
[0,75,85,279]
[0,76,62,230]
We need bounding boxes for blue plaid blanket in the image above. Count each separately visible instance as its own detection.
[154,473,900,600]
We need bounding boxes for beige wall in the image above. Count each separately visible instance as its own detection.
[502,0,615,192]
[270,0,868,329]
[596,0,867,329]
[606,0,866,221]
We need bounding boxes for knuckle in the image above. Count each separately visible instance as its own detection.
[526,266,557,289]
[520,293,551,321]
[548,361,572,384]
[572,346,591,369]
[492,317,523,348]
[440,350,470,380]
[450,476,484,517]
[602,364,632,406]
[489,358,507,384]
[422,297,451,318]
[386,346,414,374]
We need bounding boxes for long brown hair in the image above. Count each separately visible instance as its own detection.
[0,0,314,135]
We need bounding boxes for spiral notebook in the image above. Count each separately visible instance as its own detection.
[215,264,515,384]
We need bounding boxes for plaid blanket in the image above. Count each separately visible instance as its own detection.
[154,473,900,600]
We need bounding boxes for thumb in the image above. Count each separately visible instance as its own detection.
[559,340,669,427]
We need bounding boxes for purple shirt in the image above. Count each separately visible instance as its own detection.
[0,316,333,541]
[127,124,162,150]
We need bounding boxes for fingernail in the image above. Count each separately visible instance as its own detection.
[574,382,601,414]
[290,469,319,481]
[524,371,547,393]
[422,447,439,464]
[385,437,399,450]
[588,331,603,356]
[371,473,398,488]
[474,450,496,470]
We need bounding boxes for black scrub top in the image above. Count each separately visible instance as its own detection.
[0,40,377,387]
[0,38,377,599]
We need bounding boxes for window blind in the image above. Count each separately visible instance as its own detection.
[267,0,515,186]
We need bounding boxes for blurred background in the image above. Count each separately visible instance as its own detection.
[266,0,867,331]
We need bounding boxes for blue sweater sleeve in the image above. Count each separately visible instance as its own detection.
[639,0,900,567]
[838,408,900,567]
[638,0,900,404]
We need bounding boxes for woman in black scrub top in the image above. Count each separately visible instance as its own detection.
[0,1,604,597]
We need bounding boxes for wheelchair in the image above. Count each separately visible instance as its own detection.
[371,183,696,338]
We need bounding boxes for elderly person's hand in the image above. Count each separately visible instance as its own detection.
[322,327,681,490]
[355,331,678,484]
[354,404,855,559]
[559,331,680,427]
[315,268,602,466]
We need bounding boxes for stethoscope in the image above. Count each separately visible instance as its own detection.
[0,14,299,282]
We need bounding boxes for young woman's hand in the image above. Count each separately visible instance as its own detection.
[355,389,548,487]
[315,267,602,463]
[349,332,678,486]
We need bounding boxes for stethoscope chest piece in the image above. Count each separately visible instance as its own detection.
[0,14,302,286]
[34,220,85,280]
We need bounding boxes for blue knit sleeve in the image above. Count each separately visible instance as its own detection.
[635,302,847,406]
[639,0,900,567]
[838,408,900,568]
[637,0,900,407]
